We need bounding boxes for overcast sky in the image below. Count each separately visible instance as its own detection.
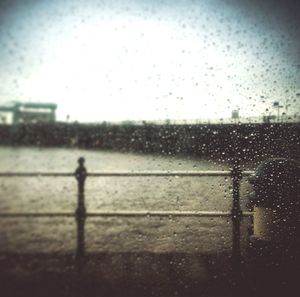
[0,0,299,122]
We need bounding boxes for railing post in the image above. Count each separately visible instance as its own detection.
[230,161,243,288]
[75,157,87,263]
[231,161,242,221]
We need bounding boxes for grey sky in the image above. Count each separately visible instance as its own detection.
[0,0,299,122]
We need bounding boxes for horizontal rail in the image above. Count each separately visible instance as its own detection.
[0,212,74,218]
[0,172,74,177]
[0,211,253,218]
[0,170,255,177]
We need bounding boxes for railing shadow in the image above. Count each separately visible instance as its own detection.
[1,247,299,297]
[0,250,245,297]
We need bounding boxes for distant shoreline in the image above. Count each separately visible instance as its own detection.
[0,122,299,162]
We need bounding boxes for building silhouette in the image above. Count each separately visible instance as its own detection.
[0,102,57,124]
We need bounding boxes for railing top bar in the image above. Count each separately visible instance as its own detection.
[86,210,253,217]
[89,171,233,177]
[0,210,253,218]
[0,173,74,177]
[0,212,74,217]
[0,170,255,177]
[242,170,255,176]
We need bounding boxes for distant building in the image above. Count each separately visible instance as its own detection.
[263,115,276,123]
[0,102,57,125]
[231,110,239,123]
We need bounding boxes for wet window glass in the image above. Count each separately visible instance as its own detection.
[0,1,299,296]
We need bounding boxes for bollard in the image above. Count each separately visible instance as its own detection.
[249,158,300,244]
[75,157,87,262]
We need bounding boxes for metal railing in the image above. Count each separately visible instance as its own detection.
[0,157,254,273]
